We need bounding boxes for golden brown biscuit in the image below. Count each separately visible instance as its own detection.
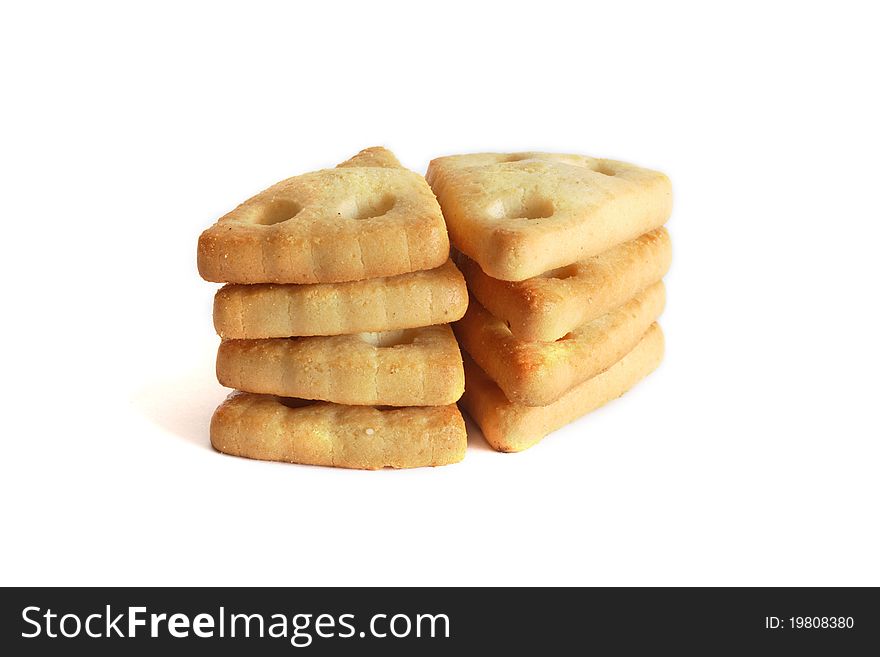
[336,145,402,168]
[213,259,468,339]
[211,392,466,469]
[454,281,665,406]
[426,152,672,281]
[216,325,464,406]
[198,147,449,284]
[460,323,664,452]
[456,228,671,342]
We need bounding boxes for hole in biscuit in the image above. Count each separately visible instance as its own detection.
[278,397,318,409]
[501,153,615,175]
[357,329,418,347]
[487,193,554,220]
[539,264,579,280]
[254,198,304,225]
[593,162,616,176]
[503,153,592,168]
[336,193,396,221]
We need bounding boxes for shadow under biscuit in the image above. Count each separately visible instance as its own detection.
[130,367,223,451]
[461,411,495,453]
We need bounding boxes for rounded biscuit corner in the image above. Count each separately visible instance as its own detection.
[481,421,530,453]
[476,228,530,281]
[495,440,527,454]
[212,291,230,336]
[448,290,470,323]
[424,159,445,187]
[208,395,235,452]
[196,229,221,282]
[448,373,466,405]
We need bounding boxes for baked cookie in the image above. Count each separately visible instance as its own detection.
[460,323,664,452]
[213,258,467,339]
[426,152,671,281]
[454,281,665,406]
[456,227,671,342]
[211,392,467,469]
[216,325,464,406]
[198,147,449,284]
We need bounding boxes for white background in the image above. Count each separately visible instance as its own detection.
[2,1,878,586]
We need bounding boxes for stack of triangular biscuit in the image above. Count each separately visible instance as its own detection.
[198,148,468,469]
[426,152,672,452]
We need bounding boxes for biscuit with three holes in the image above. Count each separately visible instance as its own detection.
[211,391,467,469]
[460,323,664,452]
[198,147,449,284]
[454,281,665,406]
[216,325,464,406]
[213,258,467,339]
[426,152,671,281]
[456,227,671,342]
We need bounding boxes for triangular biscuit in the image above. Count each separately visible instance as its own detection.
[454,281,665,406]
[199,147,448,284]
[460,323,664,452]
[427,152,671,281]
[216,324,464,406]
[211,392,466,469]
[455,227,671,341]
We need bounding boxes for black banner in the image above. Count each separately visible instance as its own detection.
[1,587,876,654]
